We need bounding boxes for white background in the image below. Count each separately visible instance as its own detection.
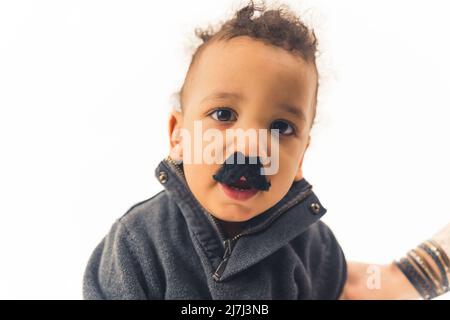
[0,0,449,299]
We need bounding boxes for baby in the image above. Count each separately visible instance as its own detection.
[83,1,450,300]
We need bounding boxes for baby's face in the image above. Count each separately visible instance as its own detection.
[169,36,317,222]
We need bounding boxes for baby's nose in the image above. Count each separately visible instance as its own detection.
[224,127,270,158]
[241,136,272,166]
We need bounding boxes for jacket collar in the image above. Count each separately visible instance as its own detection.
[155,157,327,281]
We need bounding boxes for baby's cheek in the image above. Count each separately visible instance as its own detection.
[268,162,297,195]
[185,163,220,196]
[277,148,300,173]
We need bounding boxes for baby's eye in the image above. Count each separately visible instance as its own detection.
[210,108,237,122]
[270,120,295,136]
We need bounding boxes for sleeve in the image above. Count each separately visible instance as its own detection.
[311,221,348,300]
[82,219,162,300]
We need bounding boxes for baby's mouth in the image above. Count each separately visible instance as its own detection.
[212,151,272,200]
[225,176,252,190]
[219,176,259,201]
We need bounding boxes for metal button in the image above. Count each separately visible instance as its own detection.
[158,171,168,184]
[310,202,321,214]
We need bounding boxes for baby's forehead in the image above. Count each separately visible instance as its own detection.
[184,36,317,108]
[196,36,313,77]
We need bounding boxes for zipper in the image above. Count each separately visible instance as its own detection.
[206,210,228,243]
[228,185,312,242]
[163,156,229,242]
[210,185,313,281]
[163,155,313,281]
[164,155,185,179]
[212,238,233,281]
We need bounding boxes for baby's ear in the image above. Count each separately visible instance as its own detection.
[168,111,182,147]
[168,111,184,160]
[294,135,311,181]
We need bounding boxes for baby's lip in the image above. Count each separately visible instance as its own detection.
[219,182,259,201]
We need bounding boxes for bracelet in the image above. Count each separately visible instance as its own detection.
[395,237,450,299]
[429,239,450,270]
[395,257,434,299]
[419,242,449,291]
[430,223,450,267]
[407,249,442,295]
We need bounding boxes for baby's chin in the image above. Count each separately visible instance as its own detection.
[208,204,261,222]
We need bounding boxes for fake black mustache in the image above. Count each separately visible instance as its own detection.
[212,152,271,191]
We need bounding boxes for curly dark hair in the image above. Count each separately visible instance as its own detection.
[176,0,319,123]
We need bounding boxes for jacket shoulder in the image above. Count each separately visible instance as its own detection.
[117,190,181,235]
[82,190,175,300]
[119,189,168,222]
[292,220,348,299]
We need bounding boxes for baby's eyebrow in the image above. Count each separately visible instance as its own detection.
[201,91,243,104]
[278,102,306,123]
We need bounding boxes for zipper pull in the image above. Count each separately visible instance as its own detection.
[212,239,234,281]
